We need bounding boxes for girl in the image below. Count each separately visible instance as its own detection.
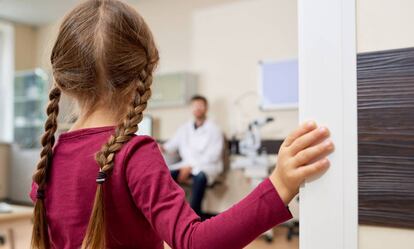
[30,0,334,248]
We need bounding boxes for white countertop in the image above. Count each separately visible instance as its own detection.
[0,204,33,223]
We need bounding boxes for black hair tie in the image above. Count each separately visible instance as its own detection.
[36,189,45,200]
[96,171,107,184]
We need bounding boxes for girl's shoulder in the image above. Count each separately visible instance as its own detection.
[120,135,164,170]
[120,135,169,189]
[128,134,157,146]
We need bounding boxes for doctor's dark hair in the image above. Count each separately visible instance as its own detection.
[190,94,208,106]
[31,0,159,248]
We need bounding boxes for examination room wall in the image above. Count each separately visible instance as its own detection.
[33,0,299,141]
[191,0,298,139]
[357,0,414,248]
[14,23,37,71]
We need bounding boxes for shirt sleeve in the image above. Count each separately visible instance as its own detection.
[124,136,292,249]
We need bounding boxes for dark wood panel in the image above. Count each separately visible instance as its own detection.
[358,47,414,229]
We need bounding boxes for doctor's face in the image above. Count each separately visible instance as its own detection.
[191,100,208,119]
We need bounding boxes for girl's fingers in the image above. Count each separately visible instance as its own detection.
[293,139,334,166]
[297,158,330,179]
[283,121,317,148]
[289,126,330,156]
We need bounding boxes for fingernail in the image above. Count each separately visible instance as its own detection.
[319,127,327,133]
[307,121,316,128]
[324,140,332,147]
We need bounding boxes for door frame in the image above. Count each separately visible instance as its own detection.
[0,21,14,143]
[298,0,358,248]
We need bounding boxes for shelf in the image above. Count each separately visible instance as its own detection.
[14,124,43,128]
[14,97,44,103]
[14,122,43,128]
[13,69,49,149]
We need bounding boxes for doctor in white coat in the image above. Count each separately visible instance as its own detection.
[160,95,223,216]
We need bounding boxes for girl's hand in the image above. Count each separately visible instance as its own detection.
[270,121,334,205]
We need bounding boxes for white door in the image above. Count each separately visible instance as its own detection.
[298,0,358,249]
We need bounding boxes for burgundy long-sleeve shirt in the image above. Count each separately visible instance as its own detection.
[30,126,292,249]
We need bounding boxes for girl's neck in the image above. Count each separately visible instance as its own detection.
[69,108,120,132]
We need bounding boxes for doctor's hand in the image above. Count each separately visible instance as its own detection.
[270,121,334,205]
[178,167,192,184]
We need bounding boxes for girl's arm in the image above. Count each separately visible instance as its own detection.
[125,121,333,249]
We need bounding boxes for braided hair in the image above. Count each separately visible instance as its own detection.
[31,1,159,248]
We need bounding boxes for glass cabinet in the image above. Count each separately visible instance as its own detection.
[13,69,48,149]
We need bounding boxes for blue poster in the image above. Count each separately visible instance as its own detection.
[259,59,298,110]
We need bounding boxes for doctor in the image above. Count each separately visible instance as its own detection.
[160,95,224,216]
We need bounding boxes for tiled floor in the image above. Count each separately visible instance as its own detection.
[164,227,299,249]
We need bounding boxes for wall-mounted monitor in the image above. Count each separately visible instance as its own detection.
[259,59,298,110]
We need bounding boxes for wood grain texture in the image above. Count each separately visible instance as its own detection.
[358,47,414,229]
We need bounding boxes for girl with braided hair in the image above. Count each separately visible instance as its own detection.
[30,0,334,248]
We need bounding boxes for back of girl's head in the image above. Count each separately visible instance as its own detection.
[31,1,159,248]
[52,0,158,112]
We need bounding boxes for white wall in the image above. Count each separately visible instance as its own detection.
[33,0,298,140]
[135,0,240,73]
[191,0,298,139]
[357,0,414,53]
[135,0,298,140]
[14,23,37,71]
[359,225,414,249]
[33,0,234,139]
[357,0,414,248]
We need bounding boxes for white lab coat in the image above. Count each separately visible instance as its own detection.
[163,119,224,185]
